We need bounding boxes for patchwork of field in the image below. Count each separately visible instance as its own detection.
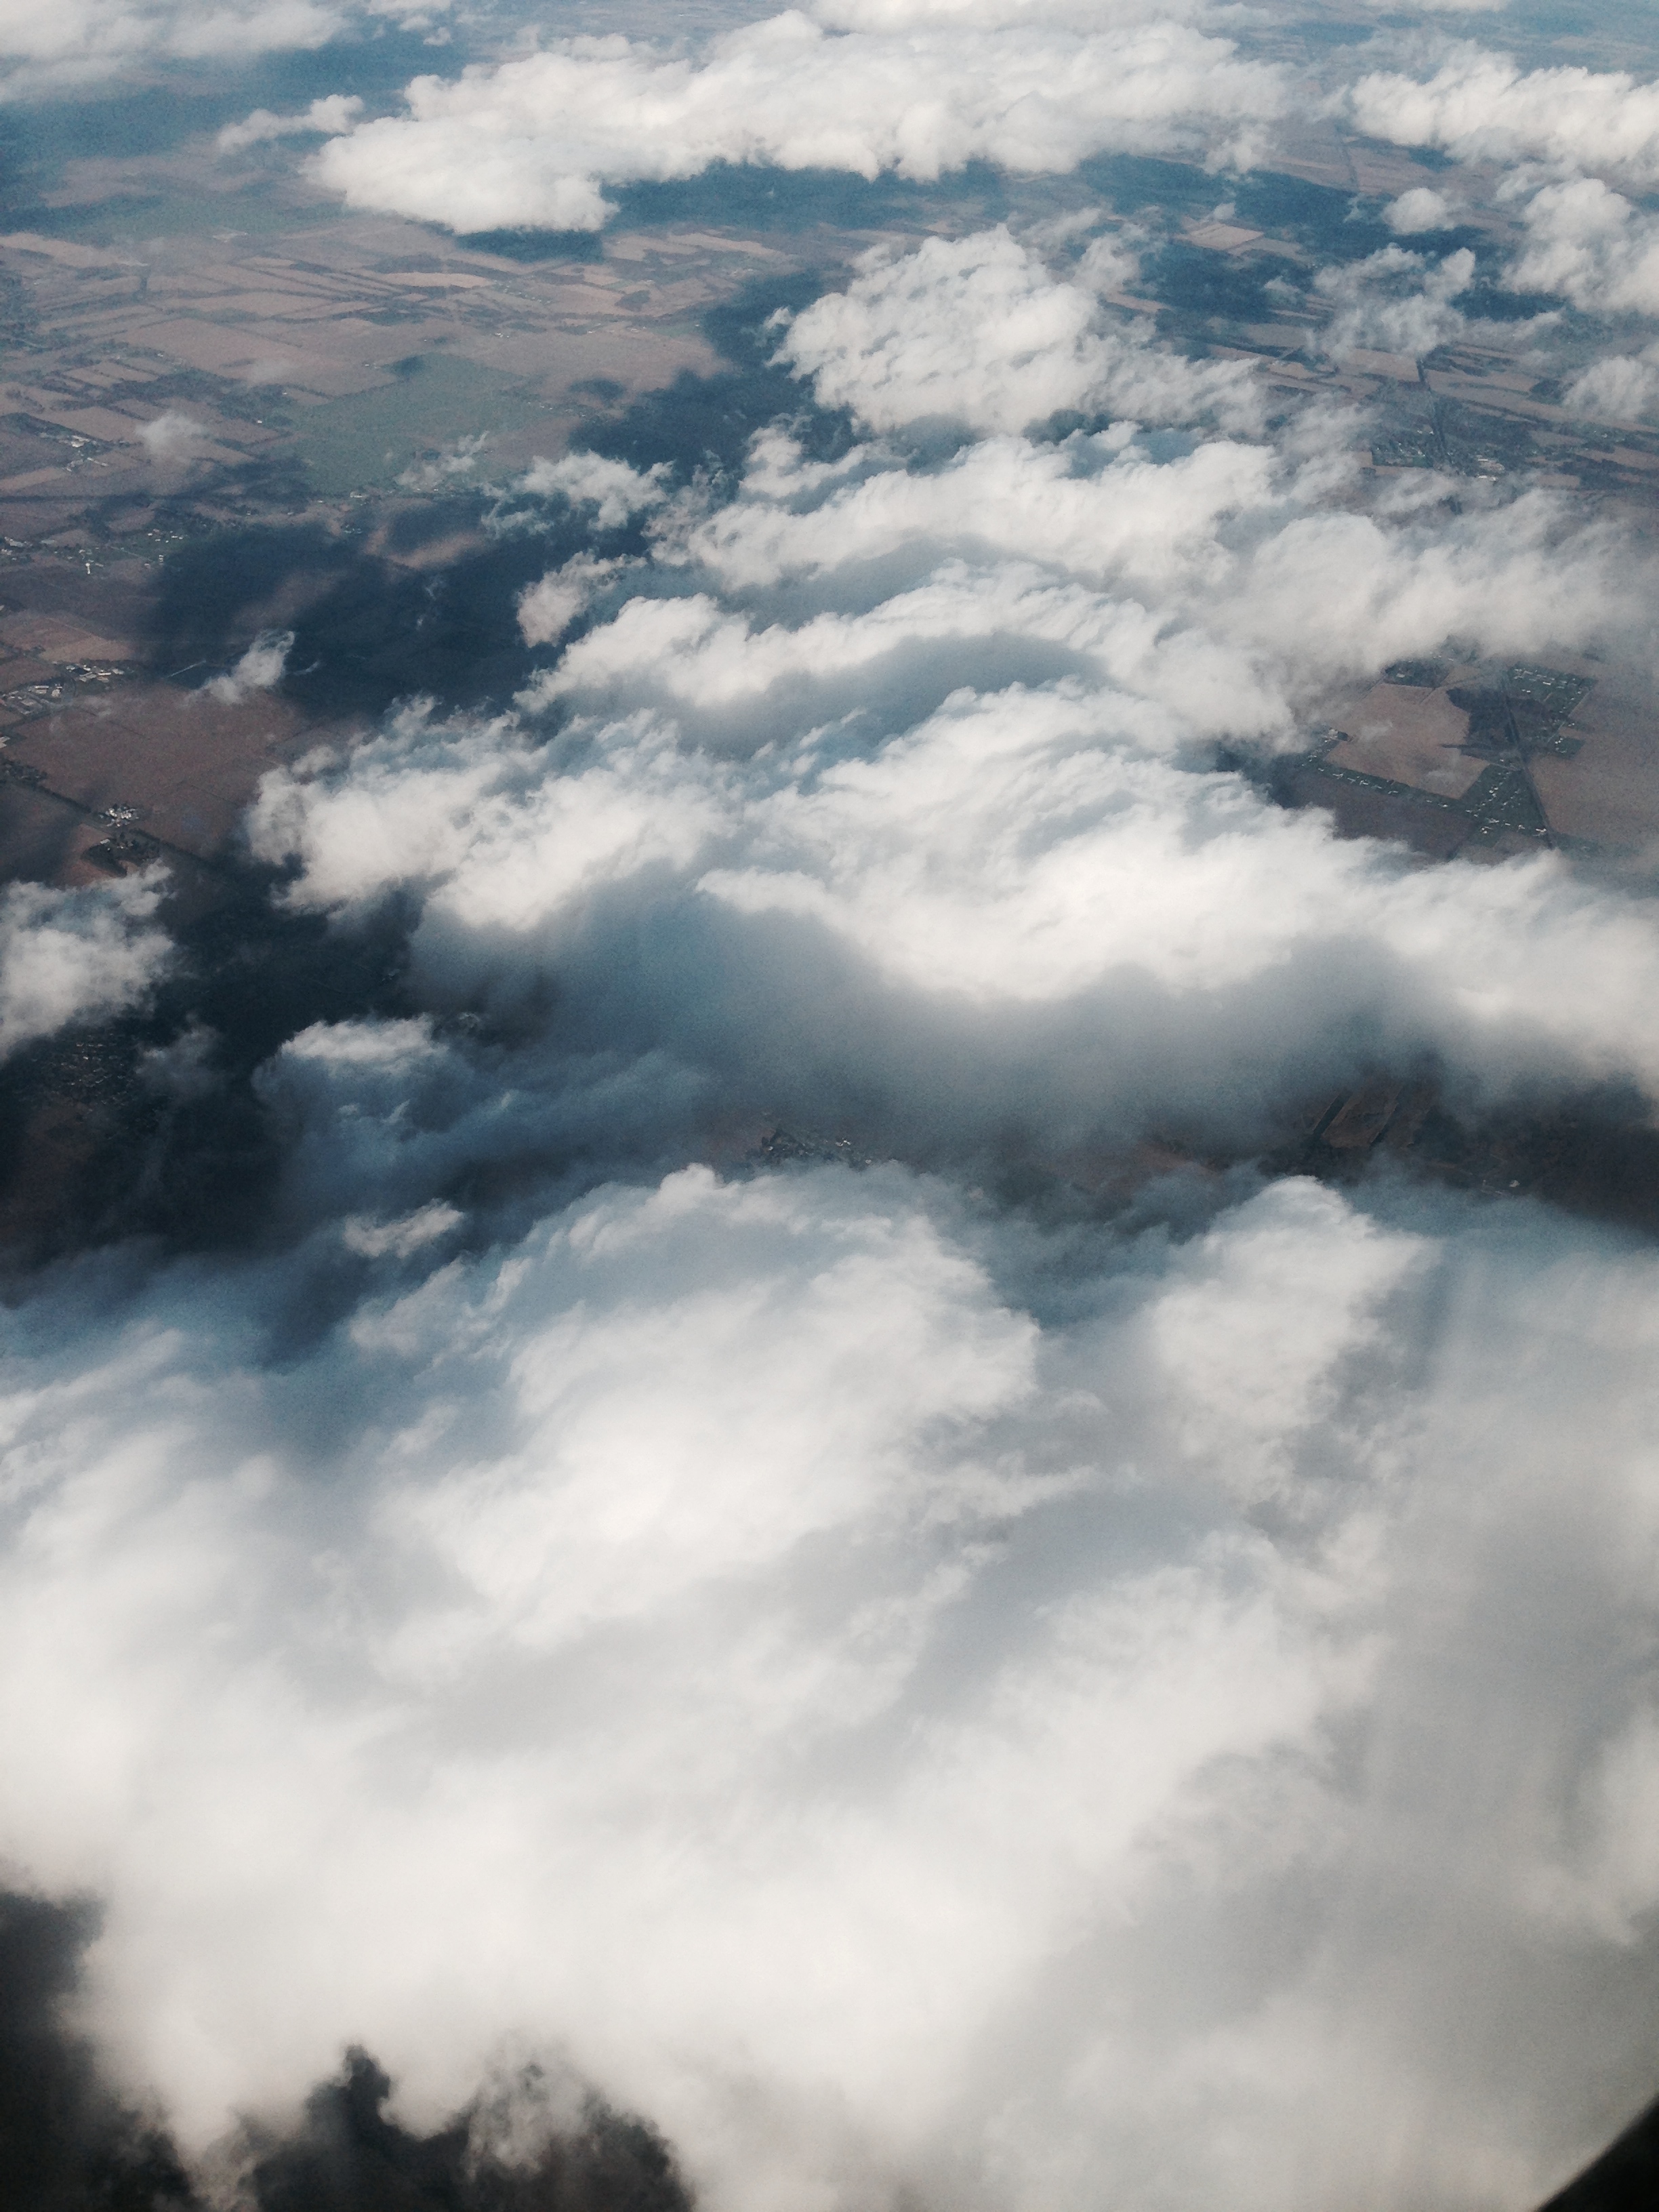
[1292,658,1659,863]
[1,114,1658,903]
[0,201,754,535]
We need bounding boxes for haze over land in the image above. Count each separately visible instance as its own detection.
[6,3,1659,2210]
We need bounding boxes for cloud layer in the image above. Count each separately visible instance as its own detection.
[7,1161,1659,2212]
[38,232,1640,2205]
[1351,47,1659,186]
[243,232,1651,1163]
[9,14,1659,2208]
[308,7,1285,231]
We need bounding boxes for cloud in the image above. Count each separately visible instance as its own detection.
[1507,176,1659,316]
[1314,243,1473,364]
[138,411,209,464]
[307,11,1286,232]
[5,1165,1659,2212]
[1347,50,1659,319]
[340,1197,463,1256]
[1563,344,1659,424]
[0,874,169,1059]
[398,432,493,495]
[216,92,363,152]
[0,0,352,101]
[1350,46,1659,185]
[1384,185,1455,234]
[516,555,628,647]
[776,227,1262,434]
[249,675,1659,1165]
[202,629,293,705]
[673,428,1282,602]
[7,24,1659,2194]
[513,451,673,529]
[237,337,1649,1171]
[226,195,1645,1175]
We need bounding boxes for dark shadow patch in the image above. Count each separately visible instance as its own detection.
[142,517,578,717]
[572,270,854,487]
[1457,272,1565,323]
[1258,1057,1659,1241]
[456,228,606,264]
[1147,241,1301,325]
[249,2049,695,2212]
[0,1887,695,2212]
[1231,172,1393,263]
[0,1887,196,2211]
[1387,223,1487,258]
[1074,152,1216,219]
[0,869,418,1263]
[608,159,1007,238]
[274,537,565,714]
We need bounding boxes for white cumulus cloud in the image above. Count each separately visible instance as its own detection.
[308,10,1286,233]
[216,92,363,152]
[1507,175,1659,316]
[1351,46,1659,186]
[777,227,1262,434]
[203,629,293,705]
[0,874,170,1059]
[1385,184,1455,234]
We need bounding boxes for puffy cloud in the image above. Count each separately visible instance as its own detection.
[203,628,293,705]
[776,228,1262,434]
[1507,176,1659,316]
[1384,184,1455,234]
[216,91,362,150]
[665,414,1624,696]
[223,186,1646,1181]
[0,874,170,1059]
[1563,344,1659,424]
[138,411,209,464]
[308,12,1286,232]
[513,451,673,529]
[672,429,1282,603]
[1350,47,1659,185]
[0,0,350,101]
[1314,243,1473,365]
[398,431,492,495]
[516,554,628,646]
[1348,52,1659,318]
[248,674,1659,1168]
[1075,226,1143,293]
[5,1164,1659,2212]
[514,455,1621,768]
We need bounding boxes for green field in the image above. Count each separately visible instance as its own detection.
[276,353,551,497]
